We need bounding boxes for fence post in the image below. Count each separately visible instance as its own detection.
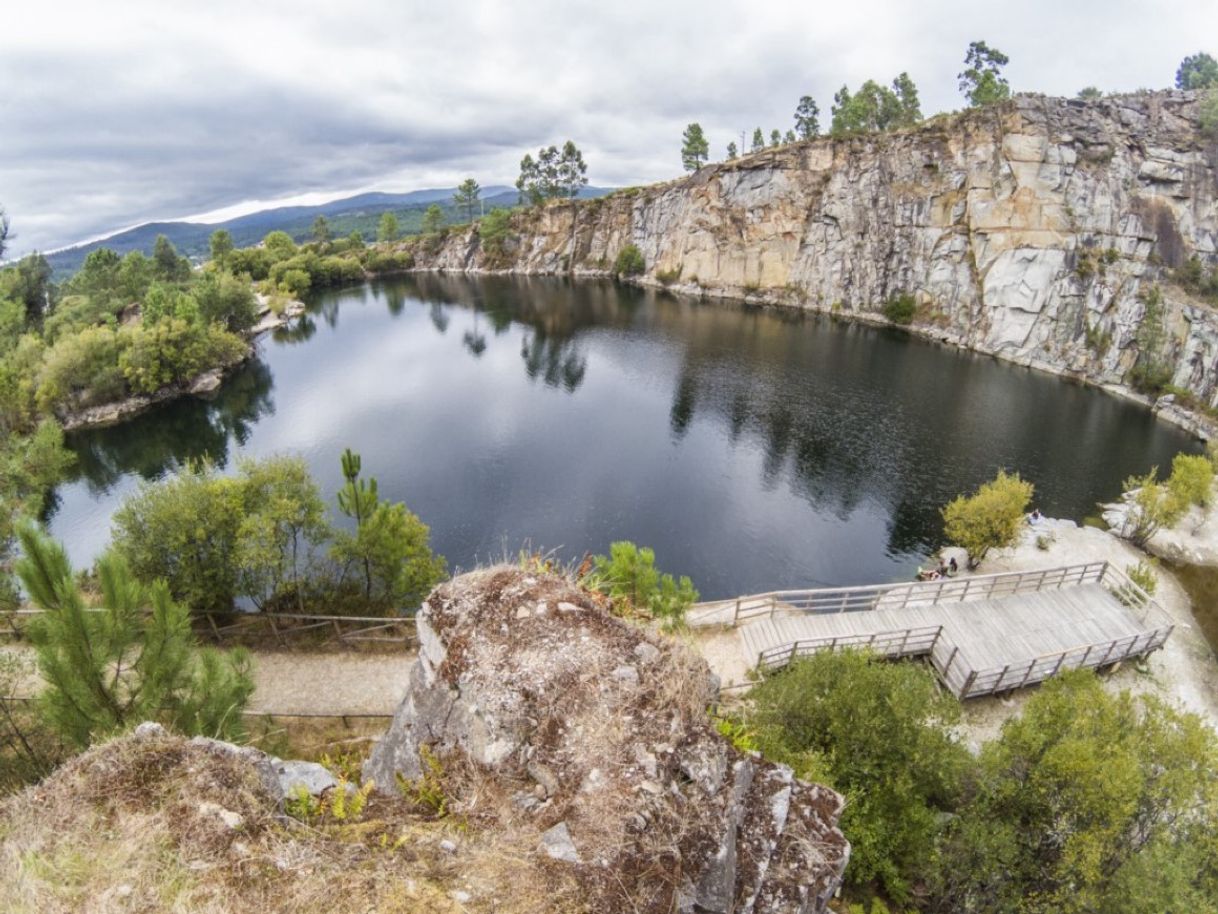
[206,612,222,643]
[962,670,977,697]
[733,598,741,626]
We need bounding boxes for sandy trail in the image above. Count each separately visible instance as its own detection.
[1,645,417,717]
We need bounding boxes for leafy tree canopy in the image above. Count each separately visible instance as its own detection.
[1176,51,1218,90]
[794,95,821,139]
[680,122,710,171]
[516,141,589,205]
[941,469,1033,567]
[959,40,1011,106]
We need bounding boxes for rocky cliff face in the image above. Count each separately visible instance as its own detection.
[365,566,849,914]
[411,92,1218,433]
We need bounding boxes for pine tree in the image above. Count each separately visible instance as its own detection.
[332,449,445,609]
[377,212,400,243]
[794,95,820,139]
[959,41,1011,106]
[892,72,922,125]
[751,127,765,152]
[453,178,481,222]
[15,523,253,747]
[770,129,781,147]
[421,204,445,234]
[726,141,738,160]
[311,215,331,244]
[680,123,710,171]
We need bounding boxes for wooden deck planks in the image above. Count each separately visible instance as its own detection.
[738,581,1169,696]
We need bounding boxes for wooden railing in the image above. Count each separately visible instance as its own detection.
[757,625,943,671]
[1,608,417,649]
[690,562,1111,627]
[735,561,1176,698]
[954,627,1173,698]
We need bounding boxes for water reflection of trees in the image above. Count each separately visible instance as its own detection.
[389,274,627,393]
[64,359,275,494]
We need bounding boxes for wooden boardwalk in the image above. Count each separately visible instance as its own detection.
[692,564,1174,698]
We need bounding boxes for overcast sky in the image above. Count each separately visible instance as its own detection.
[2,0,1215,255]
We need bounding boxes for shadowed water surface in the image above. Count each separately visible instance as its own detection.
[48,275,1201,600]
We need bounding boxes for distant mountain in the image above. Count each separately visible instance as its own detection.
[45,185,614,277]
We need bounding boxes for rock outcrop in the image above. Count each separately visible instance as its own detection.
[409,91,1218,433]
[365,566,849,913]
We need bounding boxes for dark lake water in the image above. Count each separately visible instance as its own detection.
[47,275,1201,601]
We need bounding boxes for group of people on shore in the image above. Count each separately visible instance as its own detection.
[917,556,959,582]
[917,508,1045,582]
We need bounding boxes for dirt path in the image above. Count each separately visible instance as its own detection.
[1,645,417,718]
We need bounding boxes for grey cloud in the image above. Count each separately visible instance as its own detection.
[2,0,1216,254]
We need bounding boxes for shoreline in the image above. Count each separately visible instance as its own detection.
[407,263,1218,443]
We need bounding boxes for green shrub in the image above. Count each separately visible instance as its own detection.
[1125,560,1158,597]
[614,244,645,276]
[589,541,698,630]
[941,470,1034,567]
[933,672,1218,914]
[478,209,514,265]
[656,265,683,285]
[278,268,312,297]
[882,294,917,325]
[748,651,968,903]
[1167,452,1214,508]
[35,324,125,412]
[117,319,246,394]
[1119,468,1187,546]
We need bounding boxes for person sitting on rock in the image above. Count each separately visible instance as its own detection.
[1028,508,1043,525]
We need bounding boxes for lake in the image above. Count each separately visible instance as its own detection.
[47,274,1201,601]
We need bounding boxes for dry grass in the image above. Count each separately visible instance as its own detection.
[0,730,584,914]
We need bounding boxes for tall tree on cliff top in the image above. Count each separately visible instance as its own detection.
[680,123,709,171]
[453,178,481,222]
[726,141,738,160]
[959,40,1011,106]
[794,95,820,139]
[516,141,588,205]
[892,72,922,124]
[750,127,765,152]
[1176,51,1218,89]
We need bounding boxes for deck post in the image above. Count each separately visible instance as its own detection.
[268,615,286,648]
[1017,660,1036,688]
[1049,652,1067,678]
[994,663,1011,692]
[942,645,959,678]
[1097,639,1117,668]
[962,670,977,698]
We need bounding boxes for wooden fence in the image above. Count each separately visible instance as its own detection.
[689,562,1150,627]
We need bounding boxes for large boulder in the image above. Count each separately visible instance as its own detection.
[365,566,849,914]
